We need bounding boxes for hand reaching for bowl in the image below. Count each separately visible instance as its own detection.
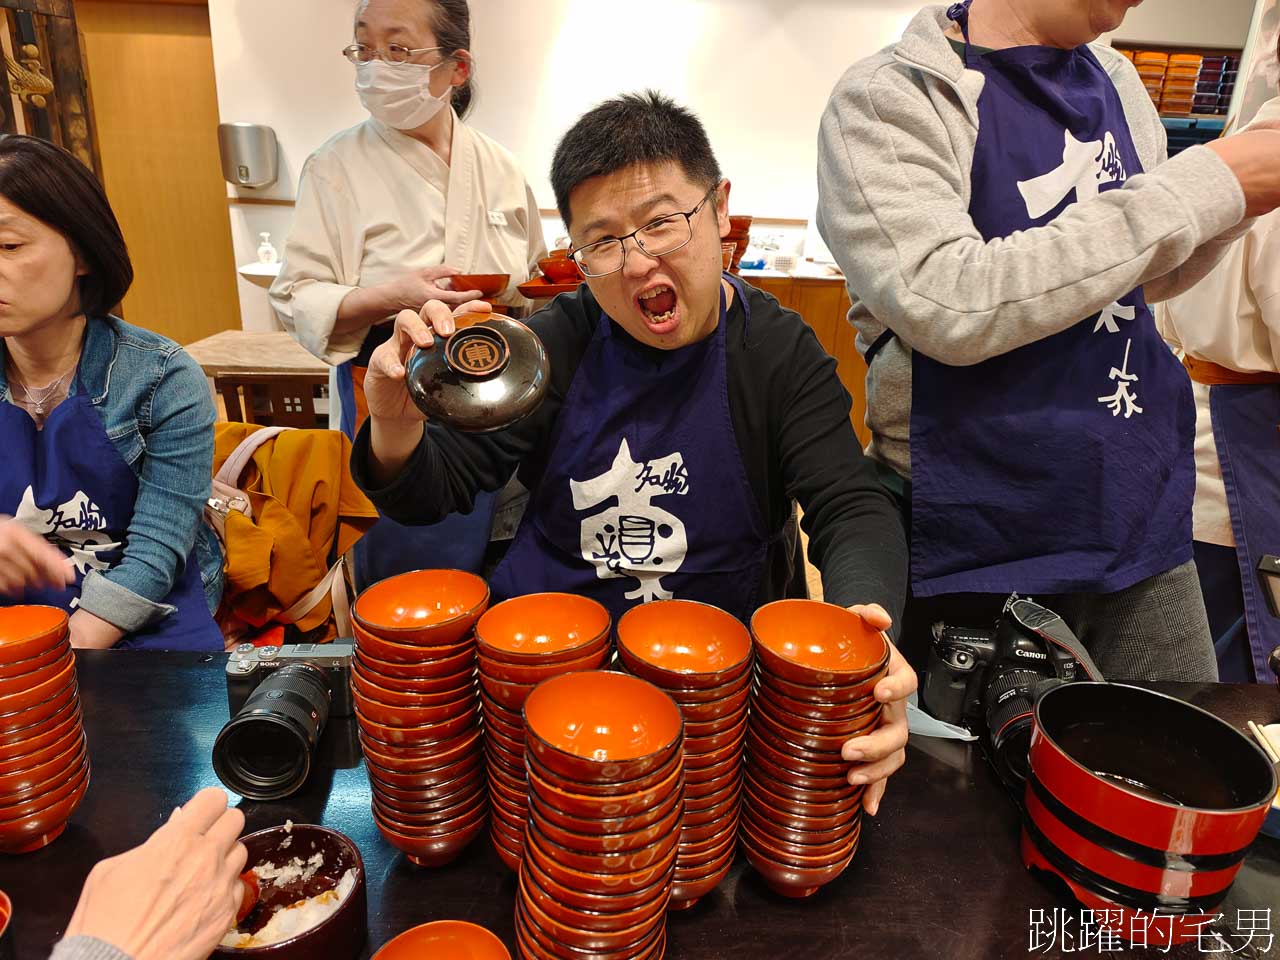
[840,603,917,817]
[364,300,494,485]
[58,787,247,960]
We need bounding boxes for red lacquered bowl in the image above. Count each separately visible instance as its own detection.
[528,789,683,853]
[353,569,489,647]
[478,646,608,685]
[0,639,69,681]
[351,663,475,708]
[525,818,679,878]
[522,842,673,914]
[0,607,68,665]
[524,825,675,895]
[524,671,683,784]
[372,920,509,960]
[476,593,611,663]
[373,807,487,868]
[0,707,78,764]
[0,758,88,854]
[755,660,888,707]
[353,622,476,666]
[751,600,888,685]
[518,870,668,948]
[1022,682,1277,944]
[616,600,752,689]
[354,642,476,680]
[527,756,682,820]
[0,647,72,700]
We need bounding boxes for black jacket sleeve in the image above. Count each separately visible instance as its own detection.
[349,293,596,524]
[730,285,907,623]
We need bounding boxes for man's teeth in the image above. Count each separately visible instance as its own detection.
[639,285,676,324]
[638,285,673,302]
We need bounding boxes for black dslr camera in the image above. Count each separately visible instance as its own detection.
[214,642,353,801]
[921,597,1102,789]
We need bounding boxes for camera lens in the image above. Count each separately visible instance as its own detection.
[213,662,331,801]
[983,666,1044,788]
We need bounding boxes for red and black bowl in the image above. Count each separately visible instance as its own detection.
[1023,682,1277,946]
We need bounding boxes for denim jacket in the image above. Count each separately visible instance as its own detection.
[0,316,223,629]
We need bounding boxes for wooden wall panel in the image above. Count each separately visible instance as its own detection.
[76,0,239,343]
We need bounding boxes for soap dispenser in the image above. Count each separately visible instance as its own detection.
[257,232,279,265]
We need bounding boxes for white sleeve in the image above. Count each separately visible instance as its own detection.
[268,157,365,365]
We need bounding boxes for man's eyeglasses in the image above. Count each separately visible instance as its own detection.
[342,43,447,65]
[570,188,718,278]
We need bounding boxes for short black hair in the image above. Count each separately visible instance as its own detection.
[0,135,132,317]
[550,91,722,228]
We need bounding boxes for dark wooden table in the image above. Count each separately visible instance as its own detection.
[4,652,1280,960]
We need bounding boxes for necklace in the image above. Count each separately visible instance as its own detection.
[11,369,72,417]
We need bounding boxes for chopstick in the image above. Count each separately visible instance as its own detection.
[1248,720,1280,765]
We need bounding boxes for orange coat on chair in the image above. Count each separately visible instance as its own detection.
[212,423,378,643]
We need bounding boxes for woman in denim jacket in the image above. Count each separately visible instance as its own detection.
[0,136,223,650]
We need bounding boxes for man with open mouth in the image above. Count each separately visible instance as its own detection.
[352,91,915,812]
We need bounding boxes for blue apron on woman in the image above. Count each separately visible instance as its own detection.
[337,325,497,590]
[907,2,1195,597]
[0,376,223,650]
[1206,383,1280,681]
[489,275,774,624]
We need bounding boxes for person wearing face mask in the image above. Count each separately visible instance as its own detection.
[270,0,546,589]
[816,0,1280,685]
[351,93,915,816]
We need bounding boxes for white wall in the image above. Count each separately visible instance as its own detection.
[209,0,1257,330]
[1109,0,1256,49]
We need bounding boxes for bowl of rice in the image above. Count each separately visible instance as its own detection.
[215,822,367,959]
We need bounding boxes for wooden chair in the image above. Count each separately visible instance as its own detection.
[214,371,329,429]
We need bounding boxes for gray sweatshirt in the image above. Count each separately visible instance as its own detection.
[816,4,1250,477]
[49,937,131,960]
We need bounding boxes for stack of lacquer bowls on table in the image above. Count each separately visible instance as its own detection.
[615,600,751,909]
[517,671,684,960]
[351,569,489,867]
[475,593,612,871]
[742,599,888,898]
[0,606,89,854]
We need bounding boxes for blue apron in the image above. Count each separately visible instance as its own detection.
[0,381,222,650]
[489,275,771,624]
[337,326,497,591]
[1209,384,1280,681]
[908,3,1195,597]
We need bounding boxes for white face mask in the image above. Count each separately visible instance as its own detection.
[355,59,452,130]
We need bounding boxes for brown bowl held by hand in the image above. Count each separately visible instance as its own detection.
[214,824,366,960]
[406,315,550,433]
[751,600,889,686]
[538,257,582,285]
[449,273,511,298]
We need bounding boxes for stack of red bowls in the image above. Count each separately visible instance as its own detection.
[742,599,888,898]
[518,671,684,960]
[352,569,490,867]
[615,600,751,909]
[0,606,89,854]
[475,593,611,871]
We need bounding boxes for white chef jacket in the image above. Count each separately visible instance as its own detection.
[270,112,547,367]
[1157,98,1280,547]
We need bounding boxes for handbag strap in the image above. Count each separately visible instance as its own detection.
[277,555,353,637]
[215,425,293,487]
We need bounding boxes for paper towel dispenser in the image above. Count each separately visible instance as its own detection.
[217,122,279,189]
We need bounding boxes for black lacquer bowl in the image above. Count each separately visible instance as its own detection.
[406,315,549,433]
